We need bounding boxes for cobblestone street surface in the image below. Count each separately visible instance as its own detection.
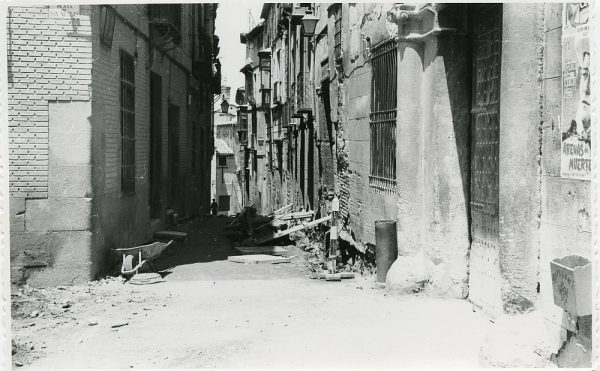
[11,216,489,369]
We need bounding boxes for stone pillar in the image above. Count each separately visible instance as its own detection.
[498,3,544,313]
[386,5,471,297]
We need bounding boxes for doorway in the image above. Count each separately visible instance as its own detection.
[149,73,162,218]
[468,4,503,315]
[168,104,180,208]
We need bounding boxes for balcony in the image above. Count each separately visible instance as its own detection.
[290,82,302,118]
[211,59,221,94]
[260,89,271,109]
[237,129,248,146]
[296,71,313,115]
[148,4,182,46]
[273,81,282,105]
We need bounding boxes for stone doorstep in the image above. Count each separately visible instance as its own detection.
[227,254,291,264]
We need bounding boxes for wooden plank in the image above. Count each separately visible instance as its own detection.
[254,215,331,246]
[234,246,290,256]
[227,254,291,264]
[273,203,293,215]
[279,211,314,221]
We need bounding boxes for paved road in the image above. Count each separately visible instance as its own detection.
[12,216,489,369]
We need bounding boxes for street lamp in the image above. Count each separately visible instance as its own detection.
[220,99,229,113]
[301,10,319,38]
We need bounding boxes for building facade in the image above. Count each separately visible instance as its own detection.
[8,4,220,286]
[242,2,593,361]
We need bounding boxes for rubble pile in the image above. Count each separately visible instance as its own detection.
[293,226,376,278]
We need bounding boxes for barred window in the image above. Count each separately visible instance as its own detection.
[369,39,397,191]
[334,5,342,60]
[120,49,136,194]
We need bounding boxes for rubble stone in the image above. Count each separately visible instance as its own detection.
[385,251,429,294]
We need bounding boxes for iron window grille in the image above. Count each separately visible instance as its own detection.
[369,39,397,192]
[99,5,116,49]
[120,49,136,194]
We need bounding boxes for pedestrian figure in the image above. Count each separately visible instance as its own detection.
[210,199,219,216]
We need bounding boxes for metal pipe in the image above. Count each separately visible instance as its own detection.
[375,220,398,283]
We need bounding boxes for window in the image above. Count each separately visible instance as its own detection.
[334,5,342,60]
[120,49,136,194]
[99,5,116,49]
[218,155,227,167]
[369,39,397,191]
[219,195,230,211]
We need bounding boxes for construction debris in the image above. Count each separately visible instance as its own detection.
[254,215,331,246]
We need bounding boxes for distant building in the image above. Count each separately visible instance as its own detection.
[213,138,242,216]
[211,84,244,213]
[7,4,220,286]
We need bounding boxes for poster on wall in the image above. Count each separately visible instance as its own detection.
[561,3,591,180]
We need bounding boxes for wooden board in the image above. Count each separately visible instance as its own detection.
[227,255,291,264]
[254,215,331,246]
[234,246,290,256]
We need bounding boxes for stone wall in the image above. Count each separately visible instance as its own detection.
[8,6,95,285]
[538,2,593,362]
[9,4,215,286]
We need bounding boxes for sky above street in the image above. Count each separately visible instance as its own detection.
[215,1,263,93]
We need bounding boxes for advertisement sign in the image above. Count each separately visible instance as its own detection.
[561,3,591,180]
[48,5,80,18]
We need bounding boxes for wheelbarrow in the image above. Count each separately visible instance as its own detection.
[115,240,174,277]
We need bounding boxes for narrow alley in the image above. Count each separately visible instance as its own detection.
[12,216,492,369]
[3,2,596,369]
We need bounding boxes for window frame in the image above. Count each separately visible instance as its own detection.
[369,39,397,191]
[334,5,342,61]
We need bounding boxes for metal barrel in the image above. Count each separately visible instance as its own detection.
[375,220,398,283]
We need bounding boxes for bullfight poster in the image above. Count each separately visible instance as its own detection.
[561,3,591,180]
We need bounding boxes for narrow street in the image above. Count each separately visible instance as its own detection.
[12,216,489,369]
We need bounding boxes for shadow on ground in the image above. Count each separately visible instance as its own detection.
[148,215,306,281]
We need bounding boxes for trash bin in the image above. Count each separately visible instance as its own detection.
[550,255,591,316]
[375,220,398,283]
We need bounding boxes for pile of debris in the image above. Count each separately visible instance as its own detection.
[224,204,330,247]
[224,203,375,280]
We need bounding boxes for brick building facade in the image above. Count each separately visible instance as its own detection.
[8,4,220,286]
[241,3,594,363]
